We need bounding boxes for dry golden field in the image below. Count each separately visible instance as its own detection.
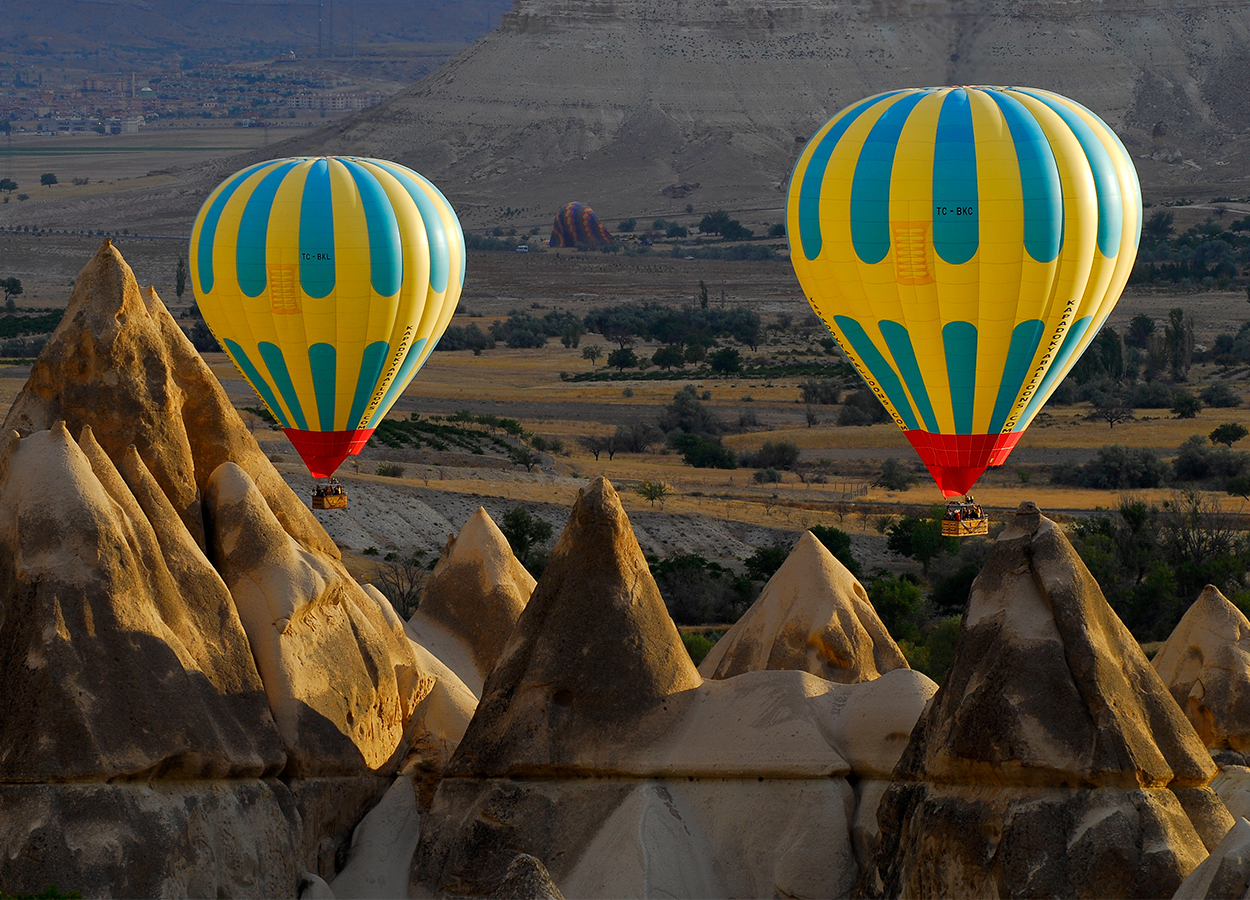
[3,242,1249,545]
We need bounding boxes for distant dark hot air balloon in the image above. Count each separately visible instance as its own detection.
[549,202,614,248]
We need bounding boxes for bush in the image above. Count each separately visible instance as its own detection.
[671,432,737,469]
[874,457,915,491]
[838,389,891,426]
[376,462,406,477]
[1201,382,1242,408]
[681,631,716,665]
[659,385,724,437]
[500,507,553,575]
[741,441,800,470]
[1173,392,1203,418]
[1129,381,1175,408]
[653,554,754,624]
[1051,445,1170,489]
[744,544,791,582]
[866,573,925,642]
[1173,434,1248,483]
[1211,423,1250,447]
[709,347,742,374]
[800,379,840,405]
[901,616,962,684]
[753,467,782,484]
[808,525,860,577]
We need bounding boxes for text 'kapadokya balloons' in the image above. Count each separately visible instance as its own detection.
[190,156,465,478]
[787,86,1141,496]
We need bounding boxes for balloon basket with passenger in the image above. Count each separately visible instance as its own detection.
[942,495,988,537]
[311,479,348,510]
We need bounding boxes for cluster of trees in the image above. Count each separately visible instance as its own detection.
[1129,211,1249,290]
[1070,494,1250,640]
[583,302,762,353]
[1051,427,1250,494]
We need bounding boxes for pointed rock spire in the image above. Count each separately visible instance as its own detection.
[0,423,284,780]
[867,503,1230,899]
[448,477,700,777]
[409,507,535,694]
[3,240,333,556]
[1154,585,1250,751]
[699,531,907,682]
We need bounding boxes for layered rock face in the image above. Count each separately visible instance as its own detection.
[0,243,448,897]
[414,477,937,898]
[277,0,1250,226]
[1155,585,1250,753]
[699,530,907,682]
[408,506,535,696]
[864,503,1232,900]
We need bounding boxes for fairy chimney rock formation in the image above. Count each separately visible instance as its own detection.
[2,239,333,556]
[408,507,536,695]
[446,478,702,777]
[1154,586,1250,753]
[205,462,433,776]
[699,530,908,682]
[0,422,284,781]
[866,502,1231,900]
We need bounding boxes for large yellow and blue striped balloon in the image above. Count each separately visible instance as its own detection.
[190,156,465,477]
[787,86,1141,496]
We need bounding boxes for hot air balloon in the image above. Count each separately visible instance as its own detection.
[549,201,614,248]
[787,86,1140,520]
[190,156,465,498]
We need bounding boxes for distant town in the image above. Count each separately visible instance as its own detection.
[1,58,393,133]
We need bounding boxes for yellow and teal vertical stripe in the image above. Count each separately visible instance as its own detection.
[189,156,465,477]
[787,86,1140,495]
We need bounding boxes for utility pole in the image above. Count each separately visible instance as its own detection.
[318,1,323,57]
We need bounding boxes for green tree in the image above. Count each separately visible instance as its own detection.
[175,256,187,299]
[866,573,925,642]
[874,457,915,491]
[671,433,736,469]
[698,279,709,310]
[1,277,22,312]
[887,513,956,572]
[0,178,16,193]
[607,347,638,371]
[1227,474,1250,500]
[581,344,602,366]
[744,544,790,581]
[618,217,636,232]
[1165,307,1194,381]
[635,479,672,507]
[500,506,553,574]
[1210,423,1249,447]
[699,210,733,234]
[809,525,860,577]
[709,346,741,374]
[651,344,686,370]
[1173,393,1203,419]
[1143,210,1174,244]
[40,172,57,188]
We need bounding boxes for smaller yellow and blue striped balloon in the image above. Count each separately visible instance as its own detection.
[787,86,1140,495]
[190,156,465,477]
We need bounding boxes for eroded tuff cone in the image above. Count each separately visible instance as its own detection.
[446,477,701,777]
[492,854,565,900]
[699,531,907,682]
[865,502,1231,899]
[409,507,536,695]
[2,240,334,556]
[1154,586,1250,752]
[0,424,284,780]
[1173,816,1250,900]
[205,462,433,776]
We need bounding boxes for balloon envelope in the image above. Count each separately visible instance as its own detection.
[787,86,1141,495]
[190,156,465,477]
